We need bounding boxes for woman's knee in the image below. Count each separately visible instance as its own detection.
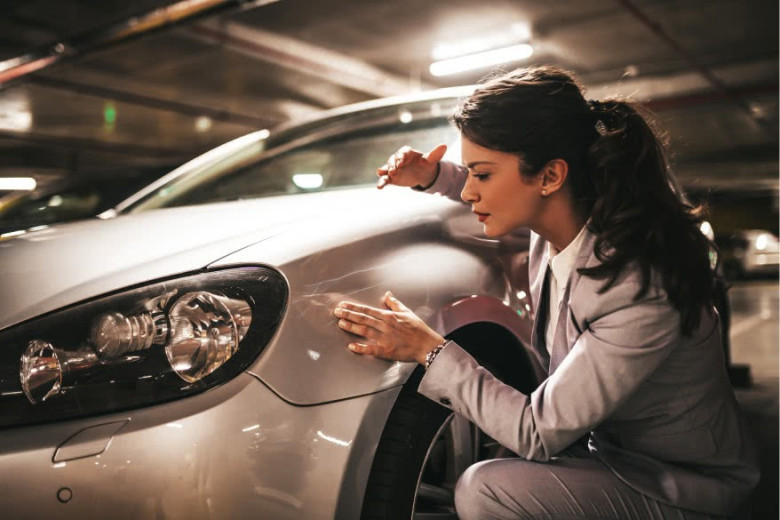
[454,460,503,520]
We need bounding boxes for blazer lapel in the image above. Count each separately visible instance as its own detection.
[548,228,598,374]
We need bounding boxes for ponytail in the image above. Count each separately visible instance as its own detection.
[581,100,714,335]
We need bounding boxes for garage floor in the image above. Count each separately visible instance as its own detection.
[729,280,778,520]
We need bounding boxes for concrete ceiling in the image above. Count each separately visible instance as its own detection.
[0,0,777,191]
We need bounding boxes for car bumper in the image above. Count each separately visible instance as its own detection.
[745,253,779,275]
[0,373,399,519]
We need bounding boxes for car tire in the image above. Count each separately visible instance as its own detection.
[359,367,454,519]
[360,323,538,520]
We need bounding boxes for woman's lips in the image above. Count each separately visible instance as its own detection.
[474,212,489,222]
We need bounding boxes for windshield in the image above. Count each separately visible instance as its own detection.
[129,118,458,212]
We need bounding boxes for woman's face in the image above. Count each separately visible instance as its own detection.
[459,135,543,237]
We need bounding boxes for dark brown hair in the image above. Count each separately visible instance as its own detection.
[451,66,714,335]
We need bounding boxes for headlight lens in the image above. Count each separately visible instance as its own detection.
[165,291,251,383]
[1,266,287,429]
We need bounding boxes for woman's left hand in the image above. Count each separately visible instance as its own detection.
[334,291,445,365]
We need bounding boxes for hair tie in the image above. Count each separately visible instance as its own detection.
[587,100,608,136]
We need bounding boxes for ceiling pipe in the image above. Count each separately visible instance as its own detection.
[612,0,773,124]
[0,129,199,158]
[0,0,279,86]
[185,20,428,98]
[645,83,778,112]
[26,75,280,128]
[614,0,730,94]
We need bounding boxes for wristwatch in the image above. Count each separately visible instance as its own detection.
[424,340,449,370]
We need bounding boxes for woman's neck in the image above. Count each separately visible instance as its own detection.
[534,194,587,252]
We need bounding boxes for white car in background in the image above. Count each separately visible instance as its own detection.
[0,88,543,519]
[719,229,780,279]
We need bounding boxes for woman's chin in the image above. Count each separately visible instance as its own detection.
[482,221,519,238]
[482,225,503,238]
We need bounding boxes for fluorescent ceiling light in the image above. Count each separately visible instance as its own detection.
[433,24,530,60]
[292,173,323,190]
[0,177,37,191]
[429,43,533,77]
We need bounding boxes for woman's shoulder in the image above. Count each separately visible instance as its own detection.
[572,246,670,319]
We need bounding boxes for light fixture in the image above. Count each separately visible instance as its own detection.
[432,23,530,61]
[195,116,212,132]
[399,110,413,124]
[292,173,323,190]
[429,43,533,77]
[0,177,37,191]
[0,92,34,131]
[103,102,117,125]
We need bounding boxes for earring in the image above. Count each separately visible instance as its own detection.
[541,189,547,196]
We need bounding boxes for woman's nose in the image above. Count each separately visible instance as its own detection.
[460,177,478,203]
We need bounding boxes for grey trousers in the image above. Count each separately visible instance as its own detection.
[454,454,734,520]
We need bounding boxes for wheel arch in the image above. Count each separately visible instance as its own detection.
[434,295,545,389]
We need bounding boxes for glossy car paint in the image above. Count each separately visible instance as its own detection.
[0,90,537,518]
[211,188,536,404]
[0,372,401,519]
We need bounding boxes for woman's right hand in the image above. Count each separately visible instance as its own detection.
[376,144,448,189]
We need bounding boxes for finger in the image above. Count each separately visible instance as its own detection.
[396,148,422,168]
[337,301,388,320]
[377,174,390,189]
[391,145,415,167]
[348,342,376,356]
[334,307,387,331]
[383,291,410,312]
[337,318,380,340]
[423,143,447,163]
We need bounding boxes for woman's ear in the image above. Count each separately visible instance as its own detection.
[540,159,569,196]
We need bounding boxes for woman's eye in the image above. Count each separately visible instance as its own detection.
[474,173,490,181]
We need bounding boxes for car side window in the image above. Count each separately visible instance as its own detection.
[153,122,458,209]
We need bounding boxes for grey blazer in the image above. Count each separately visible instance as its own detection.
[418,161,759,515]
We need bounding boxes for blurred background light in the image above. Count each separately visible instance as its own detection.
[292,173,323,190]
[195,116,213,132]
[0,177,37,191]
[430,43,533,77]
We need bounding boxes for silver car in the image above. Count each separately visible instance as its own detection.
[0,88,543,519]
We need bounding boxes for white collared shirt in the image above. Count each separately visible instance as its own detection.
[545,226,588,354]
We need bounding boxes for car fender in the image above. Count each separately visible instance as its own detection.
[210,209,534,405]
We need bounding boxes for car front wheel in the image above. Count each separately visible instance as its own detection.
[360,324,537,519]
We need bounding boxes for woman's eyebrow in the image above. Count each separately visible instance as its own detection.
[466,161,496,169]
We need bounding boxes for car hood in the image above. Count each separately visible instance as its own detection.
[0,188,443,330]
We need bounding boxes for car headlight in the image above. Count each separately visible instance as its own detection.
[1,266,287,429]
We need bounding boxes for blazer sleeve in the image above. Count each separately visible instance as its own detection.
[417,279,682,461]
[421,160,469,202]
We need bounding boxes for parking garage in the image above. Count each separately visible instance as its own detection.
[0,1,777,519]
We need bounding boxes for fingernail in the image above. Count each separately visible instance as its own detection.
[334,308,344,317]
[339,319,348,327]
[348,343,358,351]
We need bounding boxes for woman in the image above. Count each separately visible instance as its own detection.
[333,67,758,519]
